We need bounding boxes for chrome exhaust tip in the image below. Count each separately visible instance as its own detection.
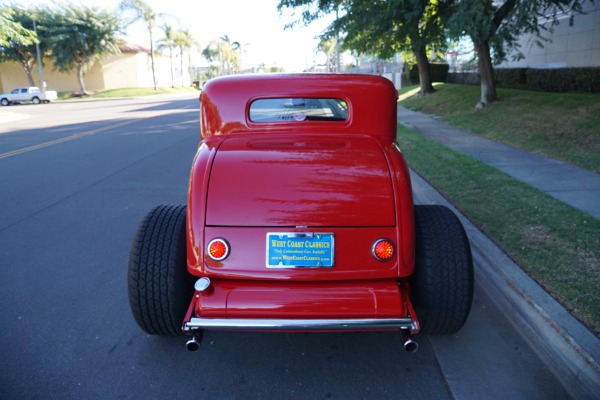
[186,334,200,352]
[401,330,418,353]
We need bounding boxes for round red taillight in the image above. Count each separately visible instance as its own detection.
[207,238,230,261]
[372,239,394,261]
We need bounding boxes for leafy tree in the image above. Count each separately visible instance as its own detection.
[44,4,122,95]
[0,6,42,86]
[446,0,591,108]
[0,6,36,47]
[279,0,449,95]
[119,0,160,90]
[157,25,176,87]
[317,37,337,72]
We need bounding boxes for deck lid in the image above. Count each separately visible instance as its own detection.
[205,135,396,227]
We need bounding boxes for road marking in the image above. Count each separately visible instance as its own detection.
[0,119,141,160]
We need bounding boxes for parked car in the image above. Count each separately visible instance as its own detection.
[128,74,474,352]
[0,87,58,106]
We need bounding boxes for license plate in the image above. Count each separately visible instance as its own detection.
[267,232,334,268]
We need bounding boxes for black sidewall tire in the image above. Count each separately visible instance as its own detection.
[1,99,9,106]
[128,204,194,336]
[32,97,41,104]
[411,205,474,335]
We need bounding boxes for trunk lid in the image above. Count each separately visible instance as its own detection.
[206,135,395,227]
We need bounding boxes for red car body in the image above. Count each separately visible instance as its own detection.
[128,74,473,352]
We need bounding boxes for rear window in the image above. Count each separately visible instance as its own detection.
[249,98,348,122]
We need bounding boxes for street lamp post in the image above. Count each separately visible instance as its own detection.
[335,9,341,73]
[32,19,45,93]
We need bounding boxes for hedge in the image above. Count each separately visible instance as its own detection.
[449,67,600,93]
[524,68,600,93]
[408,63,450,84]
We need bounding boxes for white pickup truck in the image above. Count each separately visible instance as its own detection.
[0,87,58,106]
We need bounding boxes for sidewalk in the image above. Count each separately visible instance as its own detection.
[398,106,600,399]
[0,110,29,123]
[397,106,600,220]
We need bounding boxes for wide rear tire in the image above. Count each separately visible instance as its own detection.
[411,205,474,335]
[128,204,194,336]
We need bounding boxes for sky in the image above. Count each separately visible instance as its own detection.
[23,0,336,72]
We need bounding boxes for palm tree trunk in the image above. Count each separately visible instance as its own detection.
[149,25,158,90]
[180,47,184,86]
[169,47,174,88]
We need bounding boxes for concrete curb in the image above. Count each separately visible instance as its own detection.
[410,171,600,399]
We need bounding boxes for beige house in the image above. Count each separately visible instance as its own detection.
[0,42,191,93]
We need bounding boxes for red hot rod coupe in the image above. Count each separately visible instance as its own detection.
[128,74,474,352]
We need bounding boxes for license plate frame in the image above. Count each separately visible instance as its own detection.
[266,232,335,268]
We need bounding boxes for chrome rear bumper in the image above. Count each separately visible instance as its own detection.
[183,317,417,332]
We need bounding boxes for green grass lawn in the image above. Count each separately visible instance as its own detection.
[399,84,600,173]
[396,85,600,335]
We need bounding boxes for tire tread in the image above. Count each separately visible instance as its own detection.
[412,205,474,335]
[128,204,192,336]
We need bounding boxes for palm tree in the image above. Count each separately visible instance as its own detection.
[157,25,176,87]
[231,41,241,73]
[202,41,219,78]
[173,30,185,86]
[178,29,199,84]
[218,35,241,75]
[119,0,159,90]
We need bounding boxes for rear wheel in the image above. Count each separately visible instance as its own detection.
[128,204,194,336]
[32,97,41,104]
[411,205,474,335]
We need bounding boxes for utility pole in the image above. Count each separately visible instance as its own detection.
[32,19,45,93]
[335,8,341,73]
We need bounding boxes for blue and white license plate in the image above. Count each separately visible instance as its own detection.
[266,232,334,268]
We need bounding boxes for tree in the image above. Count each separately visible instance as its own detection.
[446,0,590,108]
[0,6,42,86]
[119,0,160,90]
[44,4,122,95]
[0,6,36,47]
[317,37,337,72]
[157,25,176,87]
[175,29,199,85]
[218,35,241,75]
[202,41,219,78]
[219,35,241,74]
[279,0,448,95]
[173,30,186,86]
[230,40,242,73]
[202,36,240,77]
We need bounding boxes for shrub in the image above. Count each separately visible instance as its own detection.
[408,63,450,84]
[526,68,600,93]
[448,67,600,93]
[495,68,528,88]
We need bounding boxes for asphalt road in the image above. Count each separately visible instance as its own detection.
[0,95,569,399]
